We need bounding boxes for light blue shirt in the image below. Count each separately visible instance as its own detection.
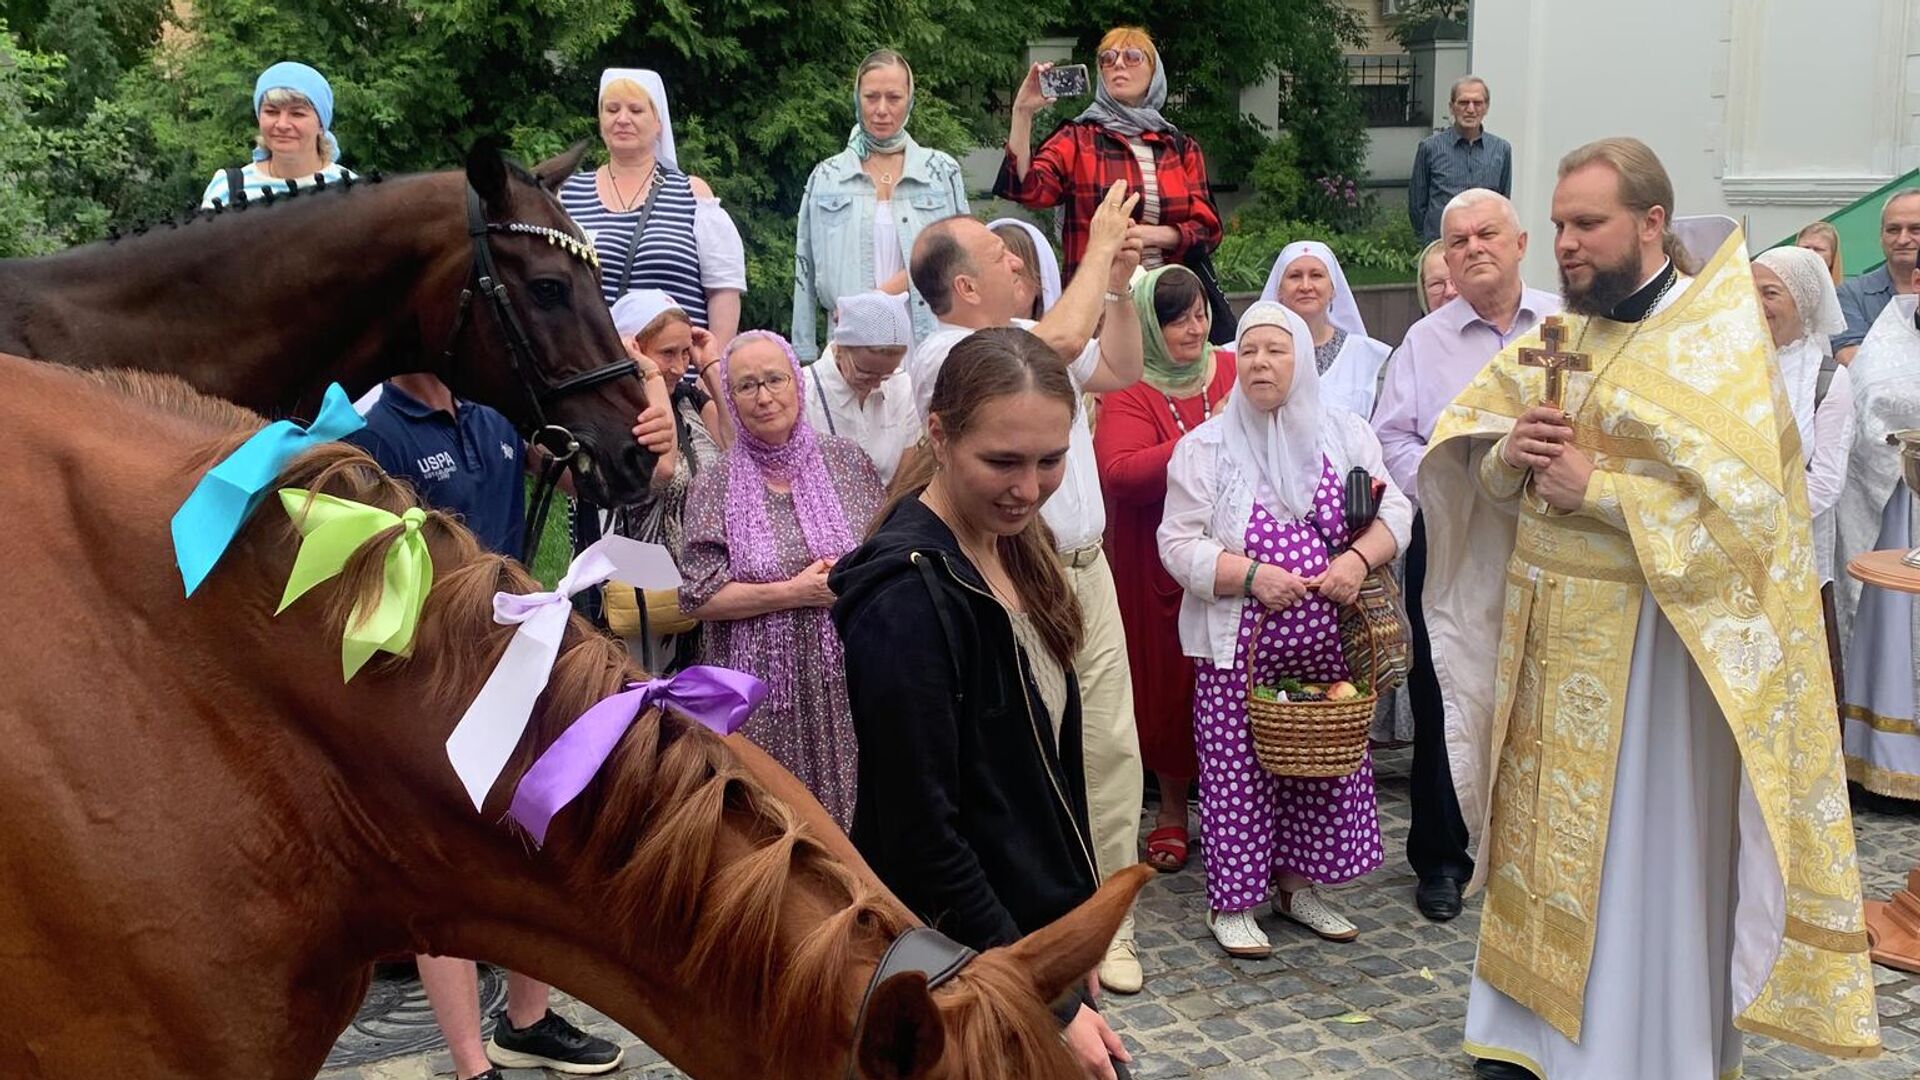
[790,138,968,362]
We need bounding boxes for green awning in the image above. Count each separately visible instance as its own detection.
[1776,169,1920,276]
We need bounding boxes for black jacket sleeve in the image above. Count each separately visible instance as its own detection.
[842,574,1024,949]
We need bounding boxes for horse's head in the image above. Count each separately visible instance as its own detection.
[852,866,1156,1080]
[453,140,656,505]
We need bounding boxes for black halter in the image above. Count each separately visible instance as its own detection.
[439,183,641,554]
[845,927,977,1080]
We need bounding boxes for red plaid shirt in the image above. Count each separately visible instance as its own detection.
[994,120,1222,278]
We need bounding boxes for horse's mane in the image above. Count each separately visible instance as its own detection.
[137,420,1079,1076]
[81,368,266,433]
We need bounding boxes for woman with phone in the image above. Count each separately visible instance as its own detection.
[791,49,969,362]
[996,27,1222,288]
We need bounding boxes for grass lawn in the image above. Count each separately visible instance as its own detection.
[524,475,574,589]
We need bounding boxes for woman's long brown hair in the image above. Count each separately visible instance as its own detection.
[880,327,1084,665]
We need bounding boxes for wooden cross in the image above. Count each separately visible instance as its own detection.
[1517,315,1590,409]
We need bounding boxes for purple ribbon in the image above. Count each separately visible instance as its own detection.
[507,665,767,846]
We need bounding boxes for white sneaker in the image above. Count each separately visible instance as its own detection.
[1206,909,1272,958]
[1099,935,1144,994]
[1273,886,1359,942]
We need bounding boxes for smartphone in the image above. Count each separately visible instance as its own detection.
[1040,64,1090,99]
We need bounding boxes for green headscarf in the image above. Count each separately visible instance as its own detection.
[1134,265,1215,396]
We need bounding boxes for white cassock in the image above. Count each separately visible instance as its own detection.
[1834,293,1920,800]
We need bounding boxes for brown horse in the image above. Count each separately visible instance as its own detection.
[0,142,658,505]
[0,352,1150,1080]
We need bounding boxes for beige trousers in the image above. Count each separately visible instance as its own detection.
[1065,548,1144,945]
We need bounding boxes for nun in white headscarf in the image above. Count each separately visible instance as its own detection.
[1753,245,1854,583]
[989,217,1064,319]
[1158,300,1410,957]
[1259,241,1393,418]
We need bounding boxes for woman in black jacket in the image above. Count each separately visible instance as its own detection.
[831,327,1131,1080]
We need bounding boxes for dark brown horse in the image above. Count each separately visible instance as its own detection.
[0,353,1151,1079]
[0,142,658,505]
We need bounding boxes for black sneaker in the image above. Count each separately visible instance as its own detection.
[484,1008,624,1074]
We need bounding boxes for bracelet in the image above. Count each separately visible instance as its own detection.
[1242,560,1260,597]
[1103,290,1126,304]
[1343,548,1372,573]
[697,360,720,379]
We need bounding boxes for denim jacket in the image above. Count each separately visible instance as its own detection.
[791,137,969,362]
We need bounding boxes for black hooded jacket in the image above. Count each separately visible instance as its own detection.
[830,495,1099,953]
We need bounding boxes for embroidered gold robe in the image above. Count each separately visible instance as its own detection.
[1417,220,1879,1058]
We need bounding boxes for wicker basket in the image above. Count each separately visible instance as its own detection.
[1246,605,1382,778]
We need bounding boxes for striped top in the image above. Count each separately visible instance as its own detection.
[559,168,709,327]
[199,161,357,209]
[1124,138,1165,268]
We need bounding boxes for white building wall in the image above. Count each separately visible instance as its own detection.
[1470,0,1919,285]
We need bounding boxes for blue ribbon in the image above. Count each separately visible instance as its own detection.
[172,384,366,595]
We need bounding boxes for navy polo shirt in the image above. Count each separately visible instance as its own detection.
[348,384,527,560]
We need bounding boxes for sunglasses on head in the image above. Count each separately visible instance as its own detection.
[1097,48,1148,70]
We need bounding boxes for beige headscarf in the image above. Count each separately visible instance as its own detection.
[1224,302,1325,520]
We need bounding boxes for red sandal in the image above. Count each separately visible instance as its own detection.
[1144,825,1189,873]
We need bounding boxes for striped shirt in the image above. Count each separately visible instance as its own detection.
[200,161,356,209]
[559,168,708,327]
[1124,137,1165,268]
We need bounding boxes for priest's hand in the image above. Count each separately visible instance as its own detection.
[1533,443,1596,511]
[1501,405,1574,470]
[1250,563,1309,611]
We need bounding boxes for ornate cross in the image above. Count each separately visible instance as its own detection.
[1517,315,1591,409]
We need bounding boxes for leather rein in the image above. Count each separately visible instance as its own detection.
[844,926,978,1079]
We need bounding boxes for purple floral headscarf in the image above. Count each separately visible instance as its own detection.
[716,330,859,706]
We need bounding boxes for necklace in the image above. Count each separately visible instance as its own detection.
[1164,388,1215,435]
[866,152,903,189]
[605,163,656,211]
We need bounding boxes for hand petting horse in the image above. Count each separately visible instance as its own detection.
[0,142,660,506]
[0,354,1151,1080]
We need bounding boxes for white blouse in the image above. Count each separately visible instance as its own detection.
[1158,407,1413,669]
[693,196,749,293]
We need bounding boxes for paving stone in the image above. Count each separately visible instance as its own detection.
[320,748,1918,1078]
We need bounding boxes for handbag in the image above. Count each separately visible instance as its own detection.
[600,503,699,639]
[1317,468,1412,695]
[1177,175,1238,346]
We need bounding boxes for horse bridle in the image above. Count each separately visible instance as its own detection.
[439,182,641,553]
[845,927,978,1079]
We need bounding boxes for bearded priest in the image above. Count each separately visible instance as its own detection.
[1417,136,1880,1079]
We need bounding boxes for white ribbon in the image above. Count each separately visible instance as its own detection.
[445,536,683,810]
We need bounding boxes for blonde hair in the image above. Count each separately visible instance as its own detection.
[600,78,655,111]
[1415,239,1447,315]
[1098,26,1158,73]
[856,48,914,95]
[1795,222,1844,286]
[253,87,334,166]
[1557,136,1694,275]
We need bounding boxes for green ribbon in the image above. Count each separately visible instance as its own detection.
[276,489,434,681]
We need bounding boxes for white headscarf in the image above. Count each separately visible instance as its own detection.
[599,68,679,172]
[831,291,913,347]
[1756,246,1848,454]
[610,287,684,340]
[1225,301,1326,521]
[1259,241,1368,339]
[987,217,1063,314]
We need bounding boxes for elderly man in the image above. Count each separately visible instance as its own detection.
[1408,77,1513,244]
[1836,187,1920,363]
[1372,188,1560,923]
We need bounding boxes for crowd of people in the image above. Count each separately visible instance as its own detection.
[204,30,1913,1080]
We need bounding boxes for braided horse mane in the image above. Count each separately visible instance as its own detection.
[99,368,1083,1078]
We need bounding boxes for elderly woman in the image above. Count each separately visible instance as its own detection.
[1754,246,1855,678]
[998,26,1222,283]
[1259,241,1393,418]
[1796,221,1845,288]
[1094,265,1236,875]
[680,331,883,829]
[990,218,1065,320]
[1416,238,1456,316]
[561,69,746,347]
[201,61,356,208]
[801,291,920,485]
[792,49,969,362]
[1159,302,1409,958]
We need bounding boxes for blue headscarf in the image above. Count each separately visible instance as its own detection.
[250,61,340,163]
[846,54,914,159]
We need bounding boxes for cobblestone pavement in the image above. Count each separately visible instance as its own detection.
[322,748,1920,1079]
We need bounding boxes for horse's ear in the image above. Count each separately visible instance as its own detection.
[999,864,1154,1006]
[534,139,593,193]
[465,138,511,212]
[855,971,946,1080]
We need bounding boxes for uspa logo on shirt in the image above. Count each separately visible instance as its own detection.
[415,451,457,482]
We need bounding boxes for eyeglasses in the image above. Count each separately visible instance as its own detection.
[1097,48,1148,70]
[730,372,793,400]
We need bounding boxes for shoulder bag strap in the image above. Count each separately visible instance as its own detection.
[813,368,838,436]
[1815,353,1839,411]
[613,168,667,298]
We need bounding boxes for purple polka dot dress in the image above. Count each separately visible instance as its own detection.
[1191,457,1385,913]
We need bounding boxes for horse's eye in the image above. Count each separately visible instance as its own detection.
[530,279,568,309]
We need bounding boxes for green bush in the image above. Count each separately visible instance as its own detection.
[1213,210,1422,293]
